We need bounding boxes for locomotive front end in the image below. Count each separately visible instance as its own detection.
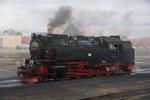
[18,59,50,83]
[18,33,50,83]
[18,60,38,82]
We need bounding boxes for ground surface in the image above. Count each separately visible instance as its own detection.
[0,48,149,100]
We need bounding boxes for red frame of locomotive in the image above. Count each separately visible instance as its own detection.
[18,60,134,83]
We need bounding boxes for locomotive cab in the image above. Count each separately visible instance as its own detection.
[122,41,135,73]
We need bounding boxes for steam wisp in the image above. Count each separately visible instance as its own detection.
[47,6,72,33]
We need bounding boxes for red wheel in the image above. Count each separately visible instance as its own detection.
[37,76,42,82]
[88,73,92,78]
[96,74,101,77]
[63,76,70,80]
[76,75,81,79]
[43,77,48,82]
[106,71,112,76]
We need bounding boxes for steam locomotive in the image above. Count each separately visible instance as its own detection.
[18,33,135,82]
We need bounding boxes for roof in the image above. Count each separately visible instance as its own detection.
[102,36,122,43]
[21,36,31,44]
[62,23,80,36]
[140,37,150,44]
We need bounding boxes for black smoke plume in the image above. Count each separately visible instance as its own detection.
[47,6,72,33]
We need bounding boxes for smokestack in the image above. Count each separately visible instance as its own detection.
[47,6,72,33]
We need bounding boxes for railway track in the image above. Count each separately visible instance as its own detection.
[81,88,150,100]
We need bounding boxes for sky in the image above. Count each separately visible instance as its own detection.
[0,0,150,38]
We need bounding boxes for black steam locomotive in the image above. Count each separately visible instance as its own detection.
[18,33,135,82]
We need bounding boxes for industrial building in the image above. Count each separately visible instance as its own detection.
[0,34,21,49]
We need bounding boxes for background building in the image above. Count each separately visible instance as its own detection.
[0,34,21,49]
[21,35,31,49]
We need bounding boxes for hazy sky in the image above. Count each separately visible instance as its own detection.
[0,0,150,38]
